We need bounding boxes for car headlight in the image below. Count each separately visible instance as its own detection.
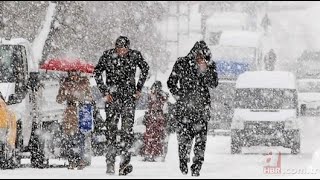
[285,117,297,130]
[231,116,244,130]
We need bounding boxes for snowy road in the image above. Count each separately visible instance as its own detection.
[1,116,320,179]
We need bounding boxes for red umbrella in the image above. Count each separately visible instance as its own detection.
[40,58,95,74]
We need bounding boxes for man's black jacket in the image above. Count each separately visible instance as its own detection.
[94,48,149,99]
[167,42,218,108]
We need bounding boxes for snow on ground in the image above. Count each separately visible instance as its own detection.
[3,2,320,179]
[1,116,320,178]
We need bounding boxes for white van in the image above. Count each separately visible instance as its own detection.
[230,71,300,154]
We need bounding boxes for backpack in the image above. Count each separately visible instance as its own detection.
[78,102,94,133]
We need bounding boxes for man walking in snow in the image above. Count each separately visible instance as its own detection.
[167,41,218,177]
[94,36,149,175]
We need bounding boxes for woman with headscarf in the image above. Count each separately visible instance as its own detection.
[142,81,169,162]
[56,70,93,170]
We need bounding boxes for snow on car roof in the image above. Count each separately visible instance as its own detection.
[236,71,297,89]
[0,38,32,46]
[219,30,262,48]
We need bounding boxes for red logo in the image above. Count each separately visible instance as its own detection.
[263,149,282,174]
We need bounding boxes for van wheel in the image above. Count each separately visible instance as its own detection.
[291,131,300,155]
[291,142,300,155]
[15,152,21,168]
[300,104,306,116]
[30,142,46,168]
[30,123,46,168]
[6,154,18,169]
[0,145,6,169]
[231,130,242,154]
[0,148,17,169]
[15,120,23,168]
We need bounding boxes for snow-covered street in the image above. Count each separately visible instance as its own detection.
[3,1,320,179]
[1,116,319,179]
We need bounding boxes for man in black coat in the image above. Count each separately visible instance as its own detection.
[94,36,149,175]
[167,41,218,177]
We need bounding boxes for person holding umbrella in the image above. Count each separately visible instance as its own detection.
[56,69,93,170]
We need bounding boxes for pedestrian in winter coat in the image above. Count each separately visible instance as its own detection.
[94,36,149,175]
[264,49,277,71]
[142,81,169,162]
[56,71,93,170]
[167,40,218,177]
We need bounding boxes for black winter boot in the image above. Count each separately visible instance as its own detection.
[106,161,115,175]
[191,163,201,177]
[179,160,188,175]
[119,163,133,176]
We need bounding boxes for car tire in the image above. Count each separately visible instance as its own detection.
[291,130,300,155]
[231,130,242,154]
[30,123,46,168]
[30,144,46,168]
[0,145,18,169]
[300,104,306,116]
[15,120,23,168]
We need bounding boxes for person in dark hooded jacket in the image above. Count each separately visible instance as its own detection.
[94,36,149,176]
[167,41,218,177]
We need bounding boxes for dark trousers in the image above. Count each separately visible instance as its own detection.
[105,98,135,167]
[176,104,209,173]
[64,131,85,165]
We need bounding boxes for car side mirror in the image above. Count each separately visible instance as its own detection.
[300,104,306,116]
[27,72,41,91]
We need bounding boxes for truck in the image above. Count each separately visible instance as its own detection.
[0,37,44,168]
[208,30,264,132]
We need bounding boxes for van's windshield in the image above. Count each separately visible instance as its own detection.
[235,88,297,109]
[0,45,27,83]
